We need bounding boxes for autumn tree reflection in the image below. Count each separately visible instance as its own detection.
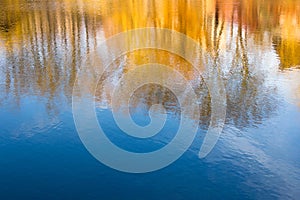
[0,0,299,128]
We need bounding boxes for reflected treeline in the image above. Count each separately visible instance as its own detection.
[0,0,299,128]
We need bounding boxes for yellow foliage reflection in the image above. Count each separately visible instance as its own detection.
[0,0,299,125]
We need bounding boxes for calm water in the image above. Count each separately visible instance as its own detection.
[1,0,300,199]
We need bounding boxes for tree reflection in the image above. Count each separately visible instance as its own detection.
[0,0,299,129]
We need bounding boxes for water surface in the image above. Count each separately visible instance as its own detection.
[0,0,300,199]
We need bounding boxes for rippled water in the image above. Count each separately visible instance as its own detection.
[1,0,300,199]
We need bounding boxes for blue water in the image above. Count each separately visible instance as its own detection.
[1,79,300,199]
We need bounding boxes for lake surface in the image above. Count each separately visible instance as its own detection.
[1,0,300,199]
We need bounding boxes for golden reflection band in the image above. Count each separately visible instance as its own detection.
[1,0,299,110]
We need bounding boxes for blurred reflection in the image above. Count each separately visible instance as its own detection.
[0,0,300,129]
